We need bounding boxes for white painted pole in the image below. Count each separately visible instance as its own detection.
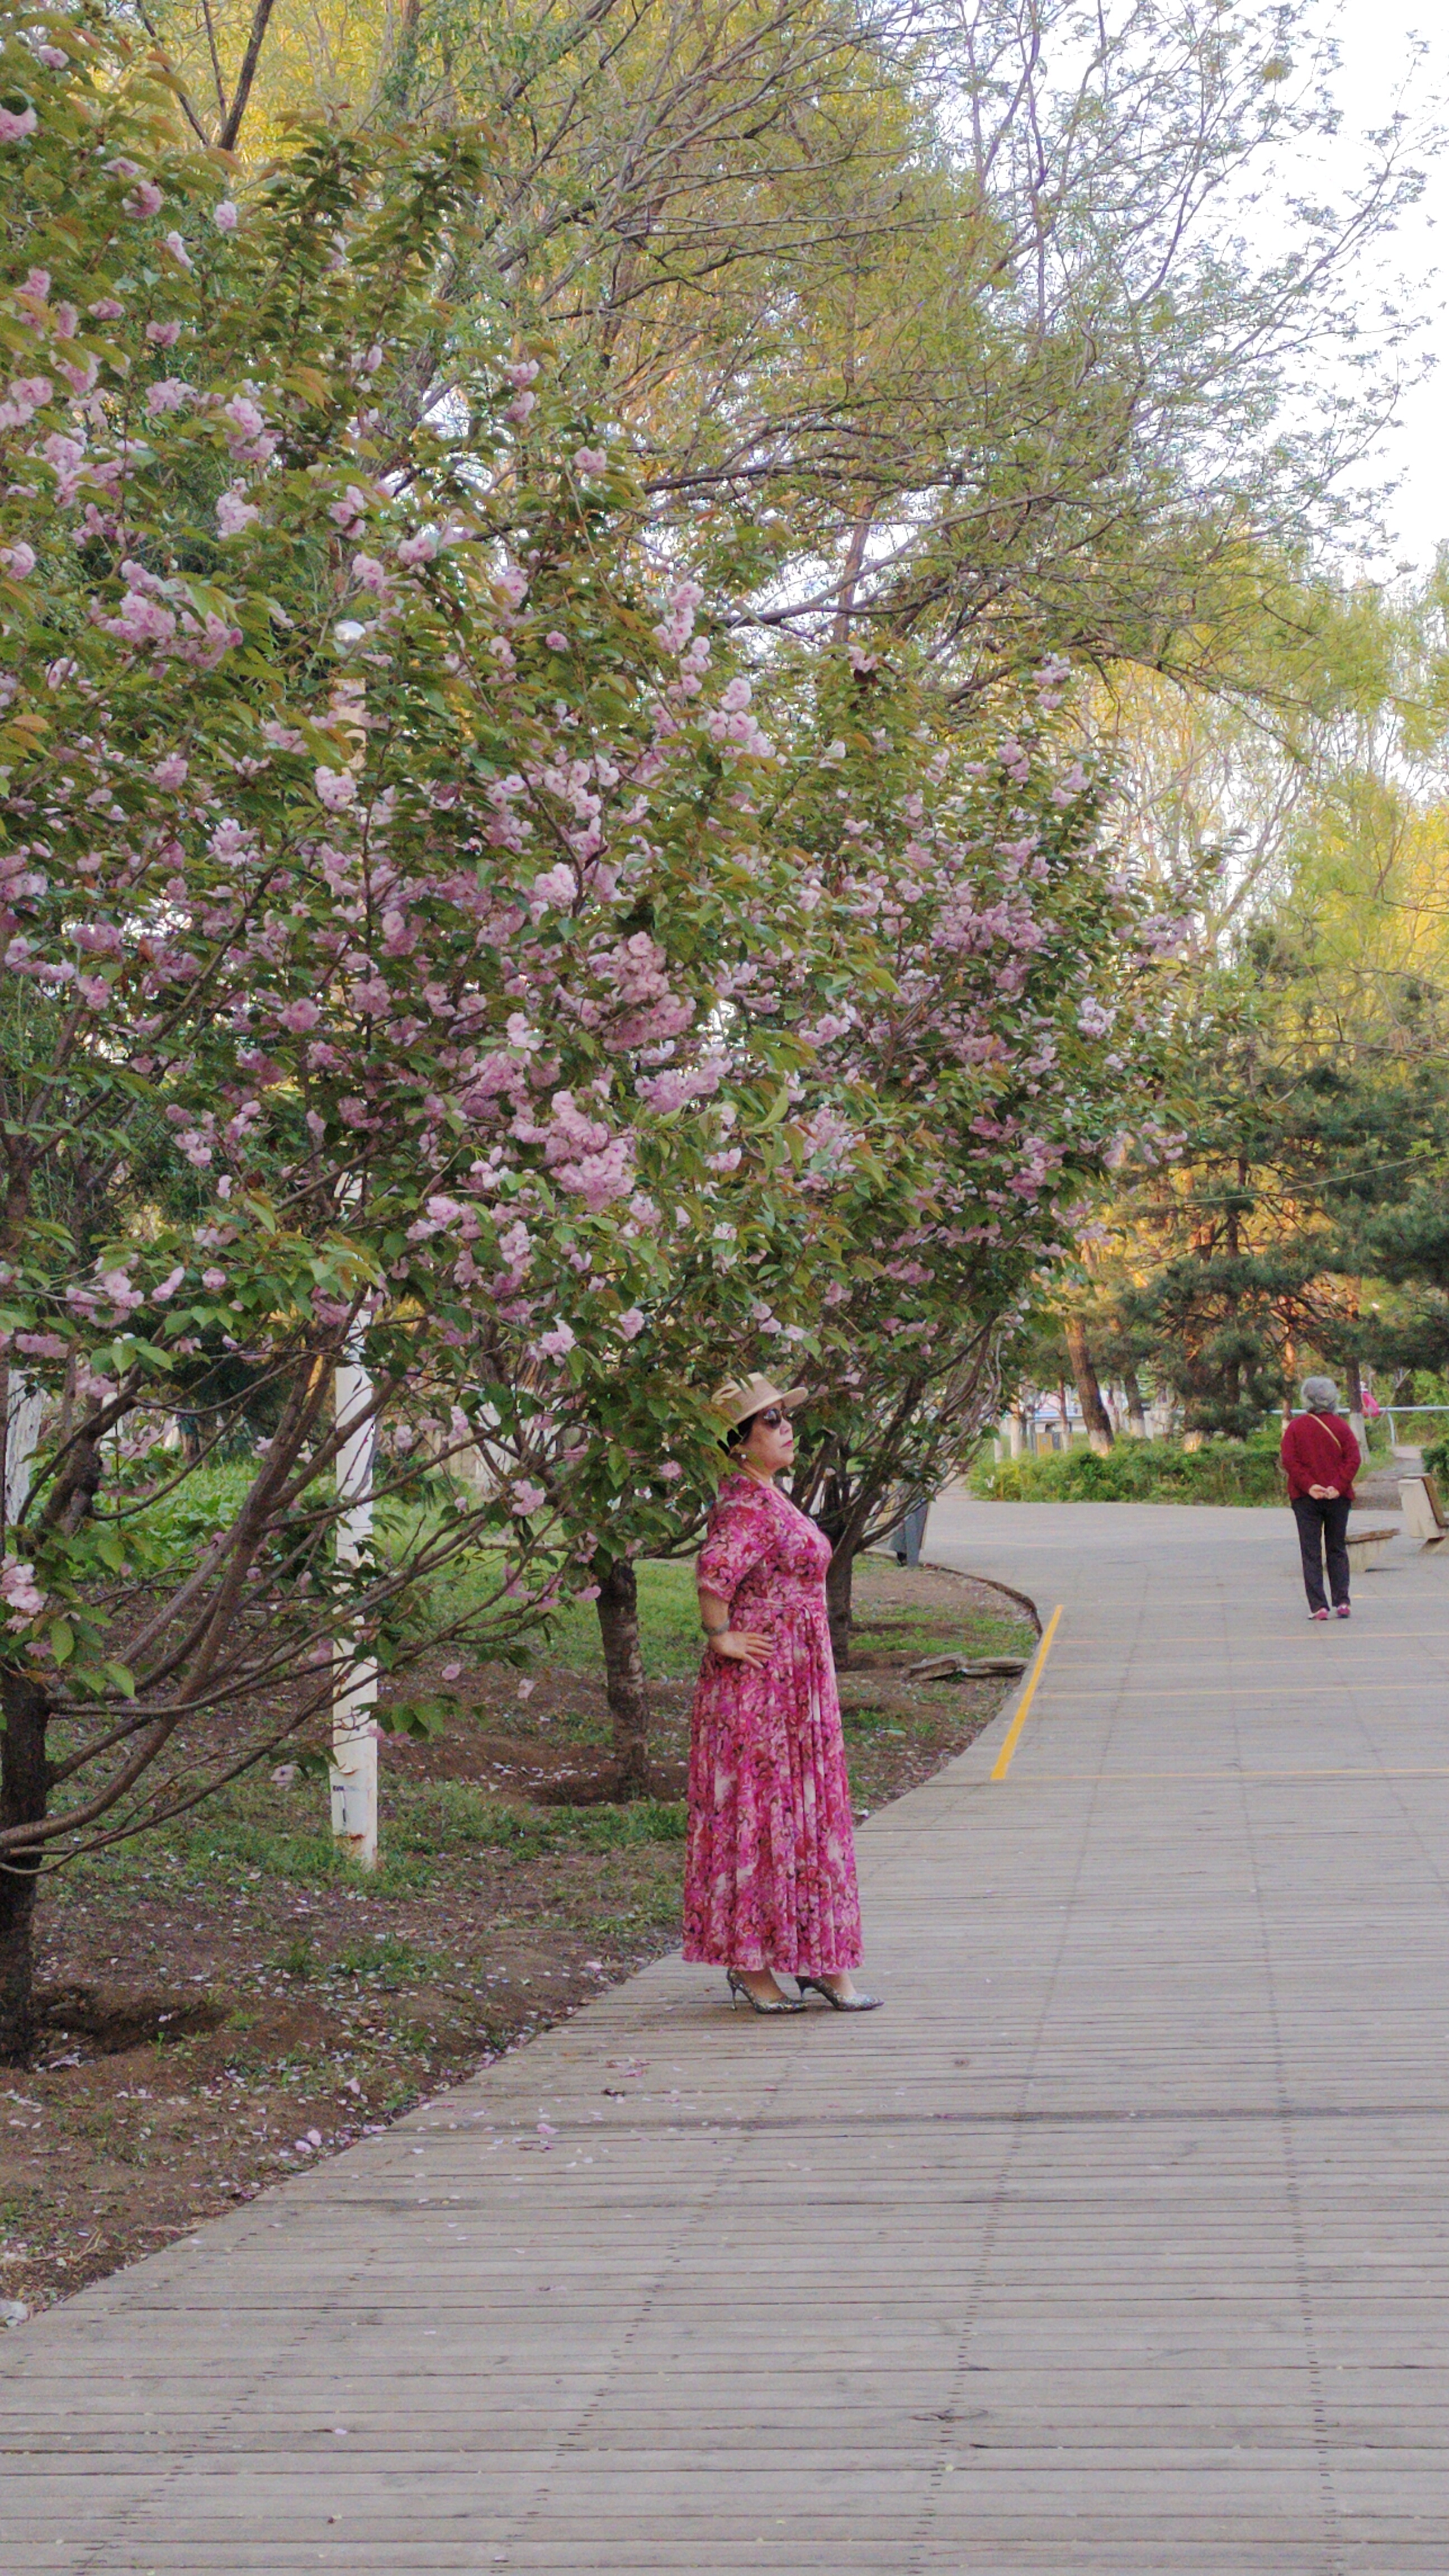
[329,1351,378,1869]
[322,665,377,1867]
[3,1367,44,1531]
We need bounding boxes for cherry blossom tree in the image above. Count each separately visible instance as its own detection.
[0,18,827,2048]
[0,14,1176,2056]
[743,643,1177,1652]
[530,637,1173,1724]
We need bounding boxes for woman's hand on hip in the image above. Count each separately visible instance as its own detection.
[709,1627,773,1667]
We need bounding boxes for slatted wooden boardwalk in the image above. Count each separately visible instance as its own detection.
[4,1494,1449,2573]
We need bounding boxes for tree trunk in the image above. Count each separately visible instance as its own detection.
[1121,1367,1148,1438]
[593,1554,651,1800]
[1064,1318,1114,1453]
[216,0,281,150]
[825,1538,855,1669]
[0,1670,50,2062]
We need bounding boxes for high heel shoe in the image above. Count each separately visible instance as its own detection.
[727,1971,805,2015]
[794,1976,884,2012]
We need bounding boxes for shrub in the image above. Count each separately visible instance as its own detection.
[970,1439,1285,1506]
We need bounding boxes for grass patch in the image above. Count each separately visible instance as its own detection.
[540,1558,702,1679]
[853,1595,1035,1659]
[324,1932,437,1984]
[67,1773,692,1912]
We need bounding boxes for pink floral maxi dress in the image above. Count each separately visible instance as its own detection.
[683,1474,863,1973]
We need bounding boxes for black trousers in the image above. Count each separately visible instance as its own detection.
[1291,1494,1352,1612]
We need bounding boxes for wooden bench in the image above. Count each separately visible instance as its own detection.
[1398,1476,1449,1546]
[1347,1524,1399,1576]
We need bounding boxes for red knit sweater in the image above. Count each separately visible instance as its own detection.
[1280,1410,1360,1502]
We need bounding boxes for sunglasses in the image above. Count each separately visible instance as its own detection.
[755,1408,791,1429]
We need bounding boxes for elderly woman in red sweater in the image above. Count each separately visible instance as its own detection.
[1281,1377,1361,1621]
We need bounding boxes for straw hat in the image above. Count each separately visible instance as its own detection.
[711,1370,808,1429]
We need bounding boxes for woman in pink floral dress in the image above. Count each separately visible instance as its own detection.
[684,1372,882,2014]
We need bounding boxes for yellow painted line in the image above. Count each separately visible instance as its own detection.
[990,1604,1063,1783]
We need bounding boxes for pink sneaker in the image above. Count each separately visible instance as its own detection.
[1310,1608,1329,1621]
[1336,1603,1351,1618]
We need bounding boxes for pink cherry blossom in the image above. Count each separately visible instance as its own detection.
[214,201,239,231]
[146,377,195,416]
[531,864,576,911]
[0,1556,46,1622]
[124,179,164,219]
[216,487,259,538]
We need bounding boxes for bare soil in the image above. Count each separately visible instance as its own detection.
[2,1560,1031,2322]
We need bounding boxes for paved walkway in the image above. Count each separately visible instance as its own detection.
[5,1497,1449,2572]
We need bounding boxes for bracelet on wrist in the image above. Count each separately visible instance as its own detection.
[702,1620,728,1637]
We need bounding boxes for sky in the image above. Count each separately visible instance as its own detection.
[1324,2,1448,575]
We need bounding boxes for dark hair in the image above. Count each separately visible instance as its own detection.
[723,1411,760,1452]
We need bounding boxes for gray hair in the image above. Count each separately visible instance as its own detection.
[1301,1376,1339,1413]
